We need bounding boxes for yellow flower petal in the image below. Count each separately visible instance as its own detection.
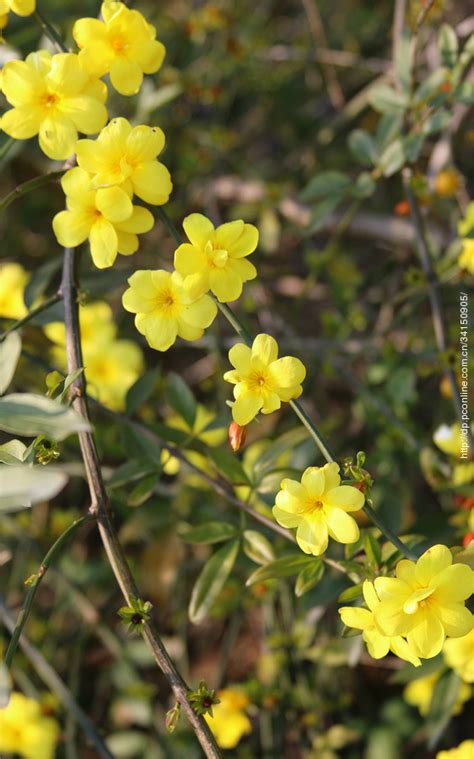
[407,612,445,658]
[58,95,107,134]
[296,515,328,555]
[209,266,244,302]
[1,106,42,138]
[96,186,133,223]
[232,393,262,425]
[252,333,278,365]
[115,206,154,234]
[52,209,92,247]
[325,507,359,544]
[135,312,178,351]
[228,343,252,373]
[183,213,214,248]
[324,485,364,512]
[39,114,77,160]
[127,125,165,162]
[214,219,244,249]
[228,224,259,258]
[132,161,172,205]
[109,56,143,96]
[89,218,118,268]
[415,544,453,586]
[269,356,306,388]
[339,606,373,631]
[301,467,325,498]
[272,504,302,529]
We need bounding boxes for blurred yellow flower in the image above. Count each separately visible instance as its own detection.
[122,269,217,351]
[404,672,471,716]
[0,692,59,759]
[73,1,165,96]
[458,203,474,237]
[1,51,107,160]
[76,118,172,206]
[174,213,258,302]
[161,405,226,475]
[453,463,474,487]
[224,334,306,425]
[53,167,154,269]
[437,740,474,759]
[374,545,474,659]
[459,239,474,275]
[434,168,461,198]
[0,0,35,16]
[273,462,364,556]
[444,629,474,683]
[433,423,462,457]
[45,301,143,411]
[0,262,28,319]
[339,580,421,666]
[204,688,252,749]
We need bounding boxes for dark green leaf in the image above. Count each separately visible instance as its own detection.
[165,373,197,428]
[253,428,308,480]
[23,258,62,310]
[189,540,240,623]
[438,24,458,67]
[0,333,21,395]
[128,474,159,507]
[307,196,342,234]
[364,531,381,567]
[126,369,159,416]
[348,129,378,165]
[295,559,324,596]
[351,172,376,199]
[107,459,157,489]
[180,522,239,544]
[375,113,404,151]
[300,171,352,202]
[426,670,462,748]
[207,447,251,484]
[246,554,313,585]
[0,393,90,440]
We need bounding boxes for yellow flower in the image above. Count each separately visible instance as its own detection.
[453,463,474,487]
[1,51,108,160]
[174,213,258,302]
[434,168,461,198]
[0,0,35,16]
[75,118,172,205]
[272,462,364,555]
[52,167,154,269]
[73,1,165,96]
[459,239,474,275]
[437,741,474,759]
[0,262,28,318]
[122,269,217,351]
[0,691,59,759]
[339,580,421,666]
[204,689,252,750]
[45,301,143,411]
[433,423,462,457]
[404,672,471,716]
[458,203,474,237]
[161,405,226,475]
[374,544,474,659]
[444,629,474,683]
[223,334,306,425]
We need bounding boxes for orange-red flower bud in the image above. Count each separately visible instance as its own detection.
[228,421,247,452]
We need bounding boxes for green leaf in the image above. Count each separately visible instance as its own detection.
[107,459,157,489]
[426,671,462,748]
[0,393,90,441]
[338,582,364,603]
[378,139,405,177]
[395,28,414,92]
[368,84,408,114]
[0,439,27,465]
[351,172,376,199]
[364,531,381,567]
[246,554,314,585]
[128,474,159,507]
[189,540,240,623]
[179,522,239,544]
[375,113,404,151]
[23,258,62,310]
[165,373,197,428]
[295,559,324,596]
[243,530,275,565]
[402,134,424,163]
[207,447,251,484]
[306,196,341,234]
[348,129,377,166]
[414,69,446,103]
[300,171,352,202]
[0,465,68,512]
[420,110,451,135]
[126,369,159,416]
[0,333,21,395]
[253,428,308,480]
[438,24,458,67]
[58,369,84,402]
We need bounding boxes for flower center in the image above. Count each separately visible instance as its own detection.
[205,240,228,269]
[403,586,434,615]
[155,287,178,313]
[111,34,129,54]
[40,91,59,109]
[248,370,271,394]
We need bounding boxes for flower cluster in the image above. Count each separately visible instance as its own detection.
[273,462,365,556]
[341,545,474,661]
[45,300,143,410]
[0,691,59,759]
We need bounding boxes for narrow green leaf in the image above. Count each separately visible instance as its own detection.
[0,465,68,512]
[189,540,240,623]
[107,459,157,489]
[126,369,159,416]
[364,531,381,567]
[338,582,364,603]
[0,439,27,465]
[0,333,21,395]
[295,559,324,596]
[165,373,197,428]
[0,393,90,441]
[427,670,462,748]
[375,113,404,151]
[207,447,251,484]
[395,28,414,92]
[438,24,458,68]
[253,428,308,480]
[246,554,313,585]
[128,474,159,507]
[23,258,62,310]
[243,530,275,565]
[180,522,239,544]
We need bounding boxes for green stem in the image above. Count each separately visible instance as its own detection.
[33,7,68,52]
[363,503,418,561]
[0,171,64,214]
[4,516,92,669]
[0,292,63,341]
[0,137,15,163]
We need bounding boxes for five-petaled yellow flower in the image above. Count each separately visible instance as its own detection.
[374,544,474,659]
[273,462,364,555]
[223,334,306,425]
[53,167,154,269]
[444,628,474,683]
[0,0,34,16]
[0,262,28,319]
[73,1,165,96]
[404,672,471,716]
[437,741,474,759]
[75,117,172,205]
[122,269,217,351]
[0,692,59,759]
[339,580,421,666]
[1,51,108,160]
[204,689,252,750]
[174,213,258,302]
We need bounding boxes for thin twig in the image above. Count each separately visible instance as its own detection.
[0,599,113,759]
[300,0,345,109]
[0,292,62,342]
[0,171,64,214]
[33,7,69,52]
[61,248,222,759]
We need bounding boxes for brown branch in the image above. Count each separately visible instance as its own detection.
[301,0,345,109]
[60,248,222,759]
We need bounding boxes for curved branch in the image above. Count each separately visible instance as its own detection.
[0,171,64,214]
